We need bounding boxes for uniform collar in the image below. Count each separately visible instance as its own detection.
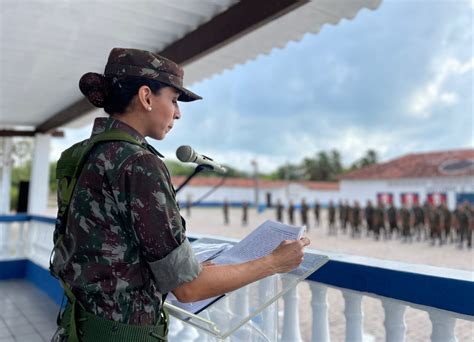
[91,117,165,158]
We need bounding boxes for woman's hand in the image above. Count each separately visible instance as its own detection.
[267,237,310,274]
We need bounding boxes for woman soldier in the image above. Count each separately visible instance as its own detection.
[50,48,309,341]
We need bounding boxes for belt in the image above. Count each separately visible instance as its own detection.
[59,302,169,342]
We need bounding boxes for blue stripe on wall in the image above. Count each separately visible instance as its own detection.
[25,261,63,306]
[0,259,27,279]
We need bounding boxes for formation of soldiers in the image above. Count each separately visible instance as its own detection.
[275,198,474,249]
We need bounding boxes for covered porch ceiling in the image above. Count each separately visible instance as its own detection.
[0,0,381,135]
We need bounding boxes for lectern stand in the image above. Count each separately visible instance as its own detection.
[165,238,328,341]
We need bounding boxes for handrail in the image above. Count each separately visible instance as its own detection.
[1,214,473,319]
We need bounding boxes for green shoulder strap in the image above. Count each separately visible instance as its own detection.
[55,129,144,237]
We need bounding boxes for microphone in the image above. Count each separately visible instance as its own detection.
[176,145,227,174]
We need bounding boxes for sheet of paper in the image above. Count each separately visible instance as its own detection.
[166,220,305,314]
[213,220,305,265]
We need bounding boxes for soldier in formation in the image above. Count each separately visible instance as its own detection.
[314,200,320,227]
[300,198,309,229]
[328,200,336,235]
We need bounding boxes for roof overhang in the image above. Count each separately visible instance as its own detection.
[0,0,382,135]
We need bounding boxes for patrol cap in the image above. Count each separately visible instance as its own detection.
[104,48,202,102]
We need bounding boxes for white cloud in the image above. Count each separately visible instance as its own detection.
[408,57,472,118]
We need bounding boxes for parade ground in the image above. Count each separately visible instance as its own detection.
[183,206,474,341]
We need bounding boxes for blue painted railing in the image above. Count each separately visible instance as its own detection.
[0,214,473,319]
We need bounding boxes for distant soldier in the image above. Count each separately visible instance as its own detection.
[314,200,321,227]
[328,200,336,235]
[276,199,284,222]
[373,201,385,240]
[351,201,362,238]
[422,200,431,240]
[186,194,192,217]
[343,201,351,234]
[365,200,374,237]
[440,203,453,244]
[288,200,295,225]
[223,199,230,225]
[399,204,411,242]
[455,201,472,249]
[386,203,398,239]
[338,200,346,233]
[429,204,442,246]
[300,198,309,230]
[412,203,425,241]
[242,201,248,226]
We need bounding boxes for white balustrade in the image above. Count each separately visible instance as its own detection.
[429,309,457,342]
[0,222,10,259]
[310,281,330,342]
[343,290,364,342]
[281,281,302,342]
[382,299,406,342]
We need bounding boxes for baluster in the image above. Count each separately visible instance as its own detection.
[309,282,330,342]
[281,280,302,342]
[382,299,406,342]
[167,316,183,339]
[16,222,25,257]
[342,290,363,342]
[0,223,9,258]
[259,275,278,341]
[429,309,457,342]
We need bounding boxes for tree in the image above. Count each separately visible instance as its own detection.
[350,149,378,170]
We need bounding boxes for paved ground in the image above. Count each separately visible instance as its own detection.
[0,280,58,342]
[182,207,474,341]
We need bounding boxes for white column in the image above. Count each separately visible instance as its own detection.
[0,137,13,213]
[342,290,364,342]
[309,282,330,342]
[429,310,457,342]
[281,283,302,342]
[382,299,406,342]
[28,133,51,215]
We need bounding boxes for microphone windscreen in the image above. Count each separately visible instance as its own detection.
[176,145,194,162]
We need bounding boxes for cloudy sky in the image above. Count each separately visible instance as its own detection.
[51,0,473,173]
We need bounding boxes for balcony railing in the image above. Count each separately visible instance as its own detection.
[0,215,472,341]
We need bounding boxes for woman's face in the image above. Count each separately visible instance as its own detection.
[147,86,181,140]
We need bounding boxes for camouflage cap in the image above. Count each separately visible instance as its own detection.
[104,48,202,102]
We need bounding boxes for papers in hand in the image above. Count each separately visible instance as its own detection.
[166,220,306,314]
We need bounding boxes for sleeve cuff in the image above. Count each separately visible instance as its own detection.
[149,239,202,294]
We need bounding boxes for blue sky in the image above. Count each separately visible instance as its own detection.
[52,0,473,173]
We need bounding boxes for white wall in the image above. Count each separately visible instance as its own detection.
[340,176,474,209]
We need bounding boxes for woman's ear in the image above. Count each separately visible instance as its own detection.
[137,85,152,111]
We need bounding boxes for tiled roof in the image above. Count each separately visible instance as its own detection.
[340,149,474,180]
[171,176,339,191]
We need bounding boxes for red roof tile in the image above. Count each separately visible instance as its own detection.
[171,176,339,191]
[340,149,474,180]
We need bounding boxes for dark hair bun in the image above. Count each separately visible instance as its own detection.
[79,72,109,107]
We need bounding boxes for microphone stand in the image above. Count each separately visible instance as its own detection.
[175,165,210,194]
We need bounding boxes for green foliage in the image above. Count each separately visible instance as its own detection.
[349,149,378,170]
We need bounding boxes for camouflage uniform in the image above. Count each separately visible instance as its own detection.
[386,204,398,238]
[288,201,295,225]
[314,201,320,227]
[399,206,411,242]
[276,200,284,222]
[412,204,425,241]
[365,201,374,237]
[52,117,201,334]
[328,201,336,235]
[300,199,309,229]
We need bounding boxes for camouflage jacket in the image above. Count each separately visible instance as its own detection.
[51,117,201,325]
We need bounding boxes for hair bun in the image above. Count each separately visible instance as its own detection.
[79,72,109,107]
